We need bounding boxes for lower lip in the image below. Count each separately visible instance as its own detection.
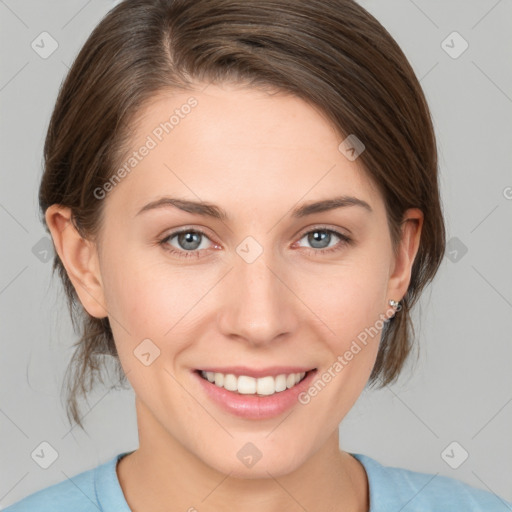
[193,369,317,420]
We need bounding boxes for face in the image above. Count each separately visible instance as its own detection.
[53,83,421,478]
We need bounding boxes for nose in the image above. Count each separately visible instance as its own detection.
[217,249,299,347]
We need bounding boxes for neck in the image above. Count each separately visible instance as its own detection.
[116,398,369,512]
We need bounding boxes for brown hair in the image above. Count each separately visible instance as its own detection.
[40,0,446,429]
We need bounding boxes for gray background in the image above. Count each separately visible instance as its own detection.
[1,0,511,508]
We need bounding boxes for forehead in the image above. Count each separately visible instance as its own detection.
[106,84,382,218]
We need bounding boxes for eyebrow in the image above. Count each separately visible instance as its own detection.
[135,195,372,221]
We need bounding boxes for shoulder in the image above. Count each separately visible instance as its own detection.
[2,465,99,512]
[3,452,132,512]
[351,452,512,511]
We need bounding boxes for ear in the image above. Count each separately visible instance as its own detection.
[386,208,424,304]
[45,205,107,319]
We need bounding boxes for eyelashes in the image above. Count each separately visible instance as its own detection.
[158,226,353,259]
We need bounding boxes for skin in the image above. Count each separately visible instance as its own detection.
[46,83,423,512]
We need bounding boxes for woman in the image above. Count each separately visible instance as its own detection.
[4,0,510,510]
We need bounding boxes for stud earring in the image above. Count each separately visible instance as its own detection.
[389,299,400,309]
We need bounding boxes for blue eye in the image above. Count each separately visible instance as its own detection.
[159,226,352,259]
[160,229,212,258]
[296,227,352,254]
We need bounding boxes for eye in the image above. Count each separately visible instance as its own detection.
[295,226,352,255]
[159,228,214,258]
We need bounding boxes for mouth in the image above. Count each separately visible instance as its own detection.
[194,368,316,397]
[193,367,319,419]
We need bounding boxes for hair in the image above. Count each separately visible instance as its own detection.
[39,0,446,430]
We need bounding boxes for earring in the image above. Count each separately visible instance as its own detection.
[387,299,401,320]
[389,299,400,309]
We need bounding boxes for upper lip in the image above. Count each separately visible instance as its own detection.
[196,366,317,378]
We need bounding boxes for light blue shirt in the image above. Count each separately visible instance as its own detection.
[4,451,511,511]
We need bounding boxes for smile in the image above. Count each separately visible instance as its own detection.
[199,370,310,396]
[193,366,318,419]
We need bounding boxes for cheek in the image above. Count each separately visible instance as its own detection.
[304,266,388,408]
[100,252,218,374]
[301,258,389,342]
[105,268,191,338]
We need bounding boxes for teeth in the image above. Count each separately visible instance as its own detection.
[201,371,307,396]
